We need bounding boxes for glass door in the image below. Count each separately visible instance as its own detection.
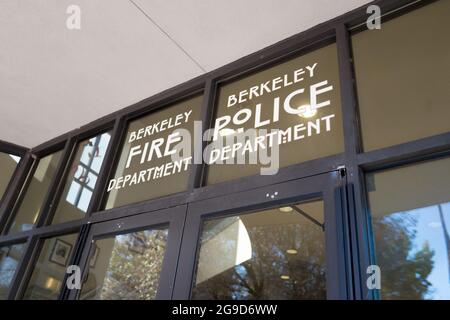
[71,205,186,300]
[173,171,350,299]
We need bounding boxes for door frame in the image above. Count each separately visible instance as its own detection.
[68,205,187,300]
[172,170,351,300]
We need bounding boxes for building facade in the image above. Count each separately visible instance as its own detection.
[0,0,449,300]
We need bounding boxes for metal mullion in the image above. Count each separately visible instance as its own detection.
[0,156,24,207]
[357,132,450,170]
[348,166,377,300]
[26,218,84,239]
[1,154,39,235]
[336,22,366,300]
[66,225,95,300]
[323,171,351,299]
[0,229,34,245]
[0,152,34,234]
[336,24,361,157]
[0,236,29,254]
[0,140,28,156]
[0,141,29,220]
[1,216,83,249]
[187,77,216,190]
[190,154,345,203]
[341,164,371,300]
[35,137,77,228]
[86,116,127,215]
[59,224,91,300]
[211,31,336,85]
[89,192,188,223]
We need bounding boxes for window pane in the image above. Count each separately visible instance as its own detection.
[192,200,326,299]
[79,228,169,300]
[105,95,202,209]
[51,132,111,224]
[367,157,450,299]
[0,243,26,299]
[352,1,450,151]
[7,151,62,234]
[206,43,344,184]
[23,233,78,300]
[0,152,20,202]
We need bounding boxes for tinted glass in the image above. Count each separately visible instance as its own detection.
[7,151,62,234]
[52,132,111,224]
[206,44,344,184]
[0,243,26,299]
[0,152,20,202]
[367,157,450,299]
[79,228,168,300]
[105,95,202,209]
[192,200,326,299]
[23,233,78,299]
[352,1,450,151]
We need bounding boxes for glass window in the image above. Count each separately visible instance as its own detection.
[206,43,344,184]
[51,132,111,224]
[23,233,78,300]
[0,152,20,202]
[0,242,26,299]
[352,1,450,151]
[367,156,450,299]
[105,95,202,209]
[192,200,326,299]
[7,151,62,234]
[79,227,169,300]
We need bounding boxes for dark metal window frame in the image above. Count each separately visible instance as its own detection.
[0,0,447,300]
[67,205,187,300]
[0,140,28,212]
[174,171,350,299]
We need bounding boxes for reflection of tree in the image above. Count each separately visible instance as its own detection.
[92,230,168,300]
[0,246,21,289]
[193,222,326,300]
[373,213,434,299]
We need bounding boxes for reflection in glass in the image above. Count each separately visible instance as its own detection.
[352,0,450,151]
[0,152,20,202]
[7,151,62,234]
[192,200,326,299]
[0,243,26,299]
[23,233,78,300]
[80,228,168,300]
[367,157,450,299]
[52,132,111,224]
